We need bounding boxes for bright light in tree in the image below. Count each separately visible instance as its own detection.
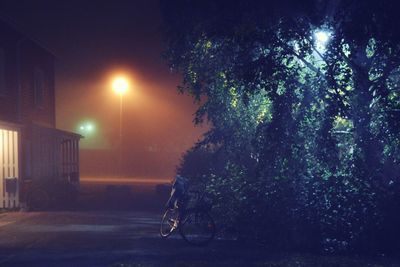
[314,29,332,54]
[315,31,329,43]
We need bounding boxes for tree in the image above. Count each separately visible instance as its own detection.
[161,0,400,252]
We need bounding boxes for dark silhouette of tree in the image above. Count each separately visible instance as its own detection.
[162,0,400,253]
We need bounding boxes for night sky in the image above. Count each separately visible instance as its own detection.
[0,0,206,178]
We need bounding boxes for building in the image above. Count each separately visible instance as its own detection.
[0,18,80,209]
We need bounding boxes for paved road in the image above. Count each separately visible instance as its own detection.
[0,211,266,267]
[0,211,398,267]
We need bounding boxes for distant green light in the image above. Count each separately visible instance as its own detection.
[77,121,96,136]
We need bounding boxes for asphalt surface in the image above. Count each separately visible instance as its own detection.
[0,179,270,267]
[1,211,400,267]
[0,178,398,267]
[0,211,269,267]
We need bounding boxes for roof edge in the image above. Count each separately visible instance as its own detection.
[0,13,57,57]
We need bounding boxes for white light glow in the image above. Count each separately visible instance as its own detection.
[314,29,332,54]
[112,77,129,95]
[315,31,329,43]
[78,122,96,135]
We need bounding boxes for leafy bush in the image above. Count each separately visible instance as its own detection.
[164,0,400,254]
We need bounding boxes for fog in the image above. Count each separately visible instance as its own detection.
[0,0,207,180]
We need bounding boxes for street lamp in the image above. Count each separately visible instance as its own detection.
[314,29,331,54]
[112,77,129,95]
[78,122,96,136]
[315,30,330,43]
[112,76,129,177]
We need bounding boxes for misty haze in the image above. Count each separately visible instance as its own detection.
[0,0,399,266]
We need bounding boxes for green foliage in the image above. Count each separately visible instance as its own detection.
[162,0,400,253]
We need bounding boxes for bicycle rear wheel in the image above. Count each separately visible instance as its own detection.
[160,208,179,238]
[27,188,50,211]
[179,209,215,246]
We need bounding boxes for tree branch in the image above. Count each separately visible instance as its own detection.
[338,48,370,82]
[372,60,400,87]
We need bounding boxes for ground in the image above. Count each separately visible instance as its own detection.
[0,179,398,267]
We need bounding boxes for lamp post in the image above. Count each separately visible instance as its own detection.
[112,77,129,177]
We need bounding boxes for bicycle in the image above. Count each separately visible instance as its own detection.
[160,190,216,246]
[25,179,78,211]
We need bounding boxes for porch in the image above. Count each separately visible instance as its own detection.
[0,121,81,209]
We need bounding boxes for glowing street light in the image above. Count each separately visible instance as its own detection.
[78,122,96,136]
[112,76,130,177]
[86,124,94,131]
[314,29,331,54]
[315,31,330,43]
[112,77,129,95]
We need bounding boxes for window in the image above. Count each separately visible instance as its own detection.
[34,67,45,107]
[0,48,6,96]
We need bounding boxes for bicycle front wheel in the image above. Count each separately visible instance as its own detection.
[160,208,179,238]
[179,209,215,246]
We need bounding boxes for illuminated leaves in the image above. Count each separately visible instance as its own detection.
[366,38,377,58]
[163,0,400,252]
